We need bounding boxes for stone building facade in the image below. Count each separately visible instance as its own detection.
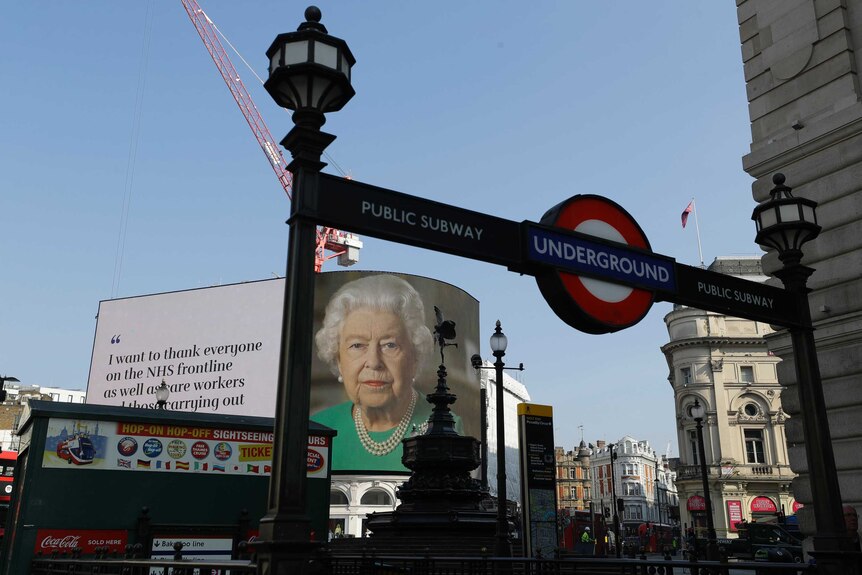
[662,257,796,538]
[591,437,679,537]
[555,440,592,514]
[734,0,862,538]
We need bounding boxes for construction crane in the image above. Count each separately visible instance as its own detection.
[180,0,362,272]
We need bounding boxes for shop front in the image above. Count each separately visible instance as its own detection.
[686,495,707,536]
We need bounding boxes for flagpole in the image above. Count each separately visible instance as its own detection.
[692,198,704,267]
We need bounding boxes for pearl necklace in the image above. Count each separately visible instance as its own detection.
[353,390,417,456]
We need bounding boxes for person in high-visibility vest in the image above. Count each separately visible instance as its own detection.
[581,526,593,543]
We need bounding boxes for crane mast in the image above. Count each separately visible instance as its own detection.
[180,0,362,272]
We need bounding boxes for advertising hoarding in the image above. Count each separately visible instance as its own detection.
[41,418,329,478]
[34,529,128,555]
[727,500,743,532]
[86,273,480,474]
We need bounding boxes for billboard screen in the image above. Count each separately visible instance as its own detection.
[86,280,283,415]
[86,273,481,474]
[309,271,481,473]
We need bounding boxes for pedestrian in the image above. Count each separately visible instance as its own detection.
[581,526,593,543]
[844,505,861,551]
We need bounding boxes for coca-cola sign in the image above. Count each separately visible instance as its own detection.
[35,529,128,554]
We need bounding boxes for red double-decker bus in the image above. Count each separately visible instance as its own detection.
[0,451,18,539]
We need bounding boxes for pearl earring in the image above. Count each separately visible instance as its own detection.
[338,375,344,383]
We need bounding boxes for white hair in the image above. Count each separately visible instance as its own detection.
[315,275,433,376]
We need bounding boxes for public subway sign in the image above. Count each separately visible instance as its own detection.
[669,264,794,327]
[306,177,804,332]
[312,174,521,268]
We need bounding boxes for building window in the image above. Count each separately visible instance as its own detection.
[744,403,758,417]
[744,429,765,463]
[360,489,393,506]
[689,430,700,465]
[681,367,692,385]
[740,366,755,384]
[330,490,349,505]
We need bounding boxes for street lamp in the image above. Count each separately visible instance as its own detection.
[752,173,856,572]
[608,443,621,558]
[471,320,523,557]
[690,398,717,560]
[0,376,20,403]
[258,6,355,573]
[655,458,661,529]
[155,380,170,410]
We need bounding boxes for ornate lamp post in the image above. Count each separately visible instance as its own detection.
[690,399,717,560]
[155,380,170,410]
[752,173,856,573]
[256,7,355,574]
[608,443,621,558]
[0,376,20,403]
[471,320,523,557]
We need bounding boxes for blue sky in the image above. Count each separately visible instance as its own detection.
[1,2,757,456]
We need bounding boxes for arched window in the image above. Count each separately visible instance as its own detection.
[360,489,392,506]
[330,490,348,505]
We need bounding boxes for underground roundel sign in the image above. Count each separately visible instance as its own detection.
[533,195,658,334]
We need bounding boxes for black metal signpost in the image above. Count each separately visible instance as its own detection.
[298,173,854,574]
[306,175,799,330]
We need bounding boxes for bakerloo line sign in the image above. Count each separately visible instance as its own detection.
[306,174,802,332]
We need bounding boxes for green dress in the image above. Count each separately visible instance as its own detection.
[312,393,463,473]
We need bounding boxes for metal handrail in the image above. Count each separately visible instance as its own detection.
[30,556,257,574]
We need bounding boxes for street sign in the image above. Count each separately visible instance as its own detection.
[526,224,675,292]
[532,195,667,334]
[311,174,521,267]
[661,264,797,327]
[302,175,806,330]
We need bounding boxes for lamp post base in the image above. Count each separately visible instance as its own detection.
[251,538,323,575]
[704,539,720,563]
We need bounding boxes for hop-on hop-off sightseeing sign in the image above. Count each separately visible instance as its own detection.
[307,174,801,331]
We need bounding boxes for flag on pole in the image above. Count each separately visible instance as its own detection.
[681,201,694,228]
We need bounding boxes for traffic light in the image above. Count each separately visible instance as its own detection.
[604,507,610,518]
